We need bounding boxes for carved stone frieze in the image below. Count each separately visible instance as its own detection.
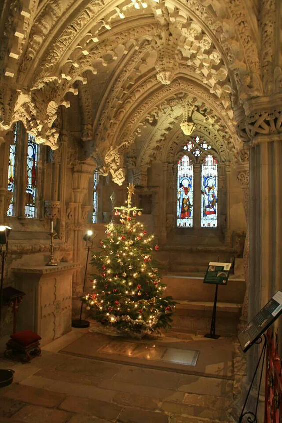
[78,84,94,141]
[259,0,276,94]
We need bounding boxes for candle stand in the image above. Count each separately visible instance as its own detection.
[47,220,58,266]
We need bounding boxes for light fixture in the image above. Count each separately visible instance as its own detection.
[0,226,12,246]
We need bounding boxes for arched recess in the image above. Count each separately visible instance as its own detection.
[94,75,241,185]
[131,125,232,247]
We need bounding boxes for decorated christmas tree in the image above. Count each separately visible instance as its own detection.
[84,184,175,337]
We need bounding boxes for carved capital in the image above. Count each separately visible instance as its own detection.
[44,201,61,219]
[236,94,282,143]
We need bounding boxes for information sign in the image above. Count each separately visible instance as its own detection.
[238,291,282,352]
[204,262,231,285]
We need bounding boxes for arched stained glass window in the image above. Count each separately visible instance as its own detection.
[201,154,218,227]
[177,155,193,227]
[7,123,20,216]
[25,134,39,218]
[92,170,99,223]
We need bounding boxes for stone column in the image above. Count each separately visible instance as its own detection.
[236,149,250,329]
[71,161,96,299]
[160,162,168,244]
[238,94,282,369]
[0,132,12,222]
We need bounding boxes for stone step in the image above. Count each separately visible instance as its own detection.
[163,275,245,304]
[171,300,241,336]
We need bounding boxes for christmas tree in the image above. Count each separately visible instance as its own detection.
[84,184,175,337]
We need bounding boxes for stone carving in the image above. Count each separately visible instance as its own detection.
[237,170,249,188]
[245,109,282,138]
[98,78,239,164]
[44,201,61,219]
[259,0,276,94]
[78,84,93,141]
[154,24,179,85]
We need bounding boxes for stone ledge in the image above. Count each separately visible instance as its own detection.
[176,301,242,313]
[11,263,80,274]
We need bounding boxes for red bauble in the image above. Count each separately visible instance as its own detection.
[154,245,160,251]
[128,217,132,221]
[137,284,142,290]
[121,236,126,240]
[102,273,106,277]
[143,231,147,235]
[102,266,106,270]
[113,289,118,293]
[115,300,120,305]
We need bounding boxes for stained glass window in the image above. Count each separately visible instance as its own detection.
[201,154,218,227]
[7,123,20,216]
[177,155,193,227]
[25,134,39,218]
[92,170,99,223]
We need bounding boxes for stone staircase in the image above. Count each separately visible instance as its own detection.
[163,274,245,336]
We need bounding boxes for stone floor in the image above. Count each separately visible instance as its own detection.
[0,328,246,423]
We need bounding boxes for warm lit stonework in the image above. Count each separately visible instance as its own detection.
[0,1,281,422]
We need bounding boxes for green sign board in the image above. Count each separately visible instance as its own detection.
[204,262,232,285]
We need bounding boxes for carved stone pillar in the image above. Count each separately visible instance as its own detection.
[0,132,13,222]
[161,162,169,244]
[238,94,282,375]
[71,161,95,297]
[236,149,250,329]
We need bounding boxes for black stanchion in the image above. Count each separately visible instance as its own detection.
[72,230,94,329]
[204,284,220,339]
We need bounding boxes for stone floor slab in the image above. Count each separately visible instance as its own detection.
[117,407,169,423]
[113,391,161,410]
[0,397,24,418]
[42,379,116,402]
[177,374,233,397]
[59,396,122,421]
[12,405,71,423]
[98,379,176,400]
[112,366,181,389]
[67,415,111,423]
[3,383,66,408]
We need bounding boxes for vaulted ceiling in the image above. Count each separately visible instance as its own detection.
[0,0,279,184]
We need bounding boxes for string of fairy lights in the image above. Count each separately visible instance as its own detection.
[84,184,175,334]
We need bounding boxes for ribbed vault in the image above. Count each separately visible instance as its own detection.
[0,0,276,183]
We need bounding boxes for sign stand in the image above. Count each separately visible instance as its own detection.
[238,334,267,423]
[205,284,220,339]
[203,261,232,340]
[237,290,282,422]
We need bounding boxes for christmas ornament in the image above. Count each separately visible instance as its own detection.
[83,183,175,337]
